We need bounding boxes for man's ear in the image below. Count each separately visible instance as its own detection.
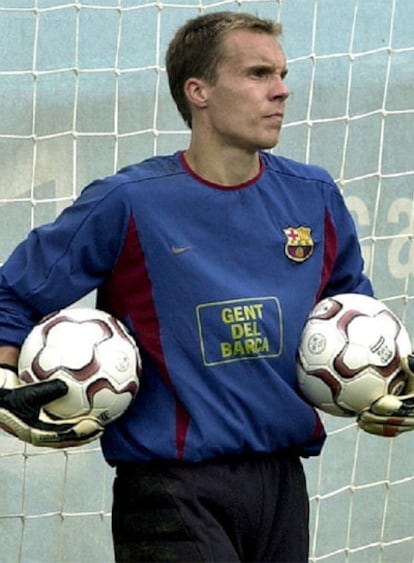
[184,77,209,110]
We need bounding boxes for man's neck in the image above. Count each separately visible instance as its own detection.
[184,142,262,187]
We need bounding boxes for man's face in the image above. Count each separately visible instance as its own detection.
[201,29,290,153]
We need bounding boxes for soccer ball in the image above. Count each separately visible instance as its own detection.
[18,307,141,425]
[297,293,412,417]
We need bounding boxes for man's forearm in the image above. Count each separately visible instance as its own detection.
[0,346,19,368]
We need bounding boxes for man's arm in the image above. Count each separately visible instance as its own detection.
[0,345,19,387]
[0,345,19,366]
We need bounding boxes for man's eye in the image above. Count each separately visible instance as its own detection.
[251,69,268,78]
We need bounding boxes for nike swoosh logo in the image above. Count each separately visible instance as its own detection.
[171,246,193,255]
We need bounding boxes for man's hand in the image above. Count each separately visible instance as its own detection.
[358,355,414,437]
[0,365,103,448]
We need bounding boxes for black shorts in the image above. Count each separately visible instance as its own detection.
[112,451,309,563]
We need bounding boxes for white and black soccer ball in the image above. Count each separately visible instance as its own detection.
[297,293,412,417]
[18,307,141,426]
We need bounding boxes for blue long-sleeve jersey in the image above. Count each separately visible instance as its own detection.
[0,151,373,463]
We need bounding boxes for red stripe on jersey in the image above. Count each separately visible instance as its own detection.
[316,209,338,301]
[308,410,325,445]
[98,214,190,459]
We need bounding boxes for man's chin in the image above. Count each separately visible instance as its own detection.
[259,131,281,151]
[258,138,279,151]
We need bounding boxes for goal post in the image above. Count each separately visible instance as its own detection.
[0,1,414,562]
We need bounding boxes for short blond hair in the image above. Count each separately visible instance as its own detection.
[165,11,282,128]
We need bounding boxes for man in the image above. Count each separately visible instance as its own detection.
[0,11,413,562]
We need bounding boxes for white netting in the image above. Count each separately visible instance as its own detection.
[0,0,414,561]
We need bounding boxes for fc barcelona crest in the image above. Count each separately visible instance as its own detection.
[283,226,314,262]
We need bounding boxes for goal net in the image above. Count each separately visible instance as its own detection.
[0,0,413,561]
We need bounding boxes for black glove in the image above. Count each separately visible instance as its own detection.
[358,355,414,437]
[0,365,103,448]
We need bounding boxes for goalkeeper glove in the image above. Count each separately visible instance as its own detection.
[0,365,103,448]
[358,354,414,437]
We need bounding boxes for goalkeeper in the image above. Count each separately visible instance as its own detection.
[0,10,413,563]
